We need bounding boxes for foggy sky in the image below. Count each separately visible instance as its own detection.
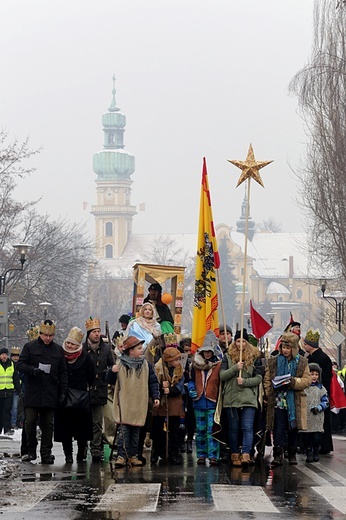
[0,0,314,238]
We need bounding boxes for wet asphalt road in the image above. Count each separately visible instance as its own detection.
[1,433,346,519]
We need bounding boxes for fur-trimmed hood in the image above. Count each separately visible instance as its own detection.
[192,351,219,371]
[279,332,300,357]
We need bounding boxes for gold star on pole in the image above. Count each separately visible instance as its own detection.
[228,143,273,188]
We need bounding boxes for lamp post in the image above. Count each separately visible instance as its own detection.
[320,280,346,368]
[0,244,32,348]
[0,244,32,295]
[39,302,52,319]
[12,301,26,319]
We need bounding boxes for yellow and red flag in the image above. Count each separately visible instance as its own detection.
[191,158,220,353]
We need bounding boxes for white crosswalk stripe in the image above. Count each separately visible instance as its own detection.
[296,462,346,514]
[211,484,279,513]
[93,483,161,513]
[0,482,58,513]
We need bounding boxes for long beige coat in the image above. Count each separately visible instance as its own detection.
[264,354,311,431]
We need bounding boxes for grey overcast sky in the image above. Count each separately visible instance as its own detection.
[1,0,314,237]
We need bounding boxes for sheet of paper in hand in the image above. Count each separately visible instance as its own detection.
[272,374,291,388]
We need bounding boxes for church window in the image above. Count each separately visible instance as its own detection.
[108,133,115,144]
[105,222,113,237]
[297,289,302,299]
[105,244,113,259]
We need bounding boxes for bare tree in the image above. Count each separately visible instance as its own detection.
[289,2,346,282]
[0,131,39,254]
[257,218,282,233]
[0,132,93,344]
[7,210,94,342]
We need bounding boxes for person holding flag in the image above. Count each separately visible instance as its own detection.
[219,328,262,467]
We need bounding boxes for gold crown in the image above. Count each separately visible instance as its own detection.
[27,325,40,341]
[85,317,101,332]
[10,346,21,355]
[305,328,320,344]
[65,327,84,345]
[40,321,56,335]
[164,333,180,346]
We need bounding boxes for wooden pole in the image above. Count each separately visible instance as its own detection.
[239,179,251,372]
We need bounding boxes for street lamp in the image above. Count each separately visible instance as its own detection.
[39,302,52,319]
[266,313,276,328]
[320,279,346,368]
[0,244,32,349]
[12,301,26,318]
[0,244,33,295]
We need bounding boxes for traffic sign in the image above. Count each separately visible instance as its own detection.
[331,330,345,346]
[0,296,8,324]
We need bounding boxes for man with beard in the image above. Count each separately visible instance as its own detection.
[218,325,233,355]
[17,320,68,464]
[83,317,115,462]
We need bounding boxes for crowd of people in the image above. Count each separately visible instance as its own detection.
[0,287,345,470]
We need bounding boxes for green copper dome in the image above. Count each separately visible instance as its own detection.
[93,75,135,180]
[93,149,135,179]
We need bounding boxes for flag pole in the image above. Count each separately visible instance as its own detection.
[228,144,273,372]
[216,269,228,343]
[239,179,251,367]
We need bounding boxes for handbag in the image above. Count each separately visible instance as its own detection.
[65,388,91,411]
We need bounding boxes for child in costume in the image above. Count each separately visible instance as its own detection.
[300,362,329,462]
[188,331,221,465]
[264,332,311,466]
[106,336,160,468]
[151,347,185,465]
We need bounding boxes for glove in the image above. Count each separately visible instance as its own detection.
[59,393,67,407]
[311,406,320,414]
[189,389,197,399]
[33,368,44,377]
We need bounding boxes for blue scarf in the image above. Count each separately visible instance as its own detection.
[277,354,298,428]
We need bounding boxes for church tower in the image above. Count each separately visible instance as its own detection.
[236,186,256,241]
[91,76,136,259]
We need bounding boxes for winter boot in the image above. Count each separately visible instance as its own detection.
[271,447,283,466]
[241,453,251,467]
[186,440,193,453]
[305,449,313,463]
[231,453,242,467]
[288,447,298,465]
[312,445,320,462]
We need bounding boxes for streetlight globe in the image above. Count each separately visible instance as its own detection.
[12,243,33,266]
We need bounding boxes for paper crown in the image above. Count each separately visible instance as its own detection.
[304,328,320,347]
[26,325,40,341]
[85,317,101,332]
[164,333,179,346]
[65,327,84,346]
[40,320,56,335]
[10,346,21,355]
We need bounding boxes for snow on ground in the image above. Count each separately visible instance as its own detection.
[0,429,22,479]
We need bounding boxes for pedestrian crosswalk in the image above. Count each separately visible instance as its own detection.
[296,461,346,514]
[212,485,280,513]
[1,461,346,516]
[0,482,57,513]
[94,483,161,513]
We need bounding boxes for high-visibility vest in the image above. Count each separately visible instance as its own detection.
[0,362,15,390]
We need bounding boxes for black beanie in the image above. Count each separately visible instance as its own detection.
[234,329,249,342]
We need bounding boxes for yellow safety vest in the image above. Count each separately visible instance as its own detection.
[0,362,15,390]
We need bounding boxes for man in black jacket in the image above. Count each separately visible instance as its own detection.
[83,317,115,462]
[17,320,68,464]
